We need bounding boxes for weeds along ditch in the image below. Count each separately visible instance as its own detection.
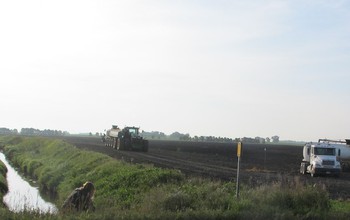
[0,159,8,195]
[0,135,350,219]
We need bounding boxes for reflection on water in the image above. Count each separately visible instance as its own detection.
[0,152,58,214]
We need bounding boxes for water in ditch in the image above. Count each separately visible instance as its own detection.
[0,152,58,214]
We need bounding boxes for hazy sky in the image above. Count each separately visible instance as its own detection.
[1,0,349,141]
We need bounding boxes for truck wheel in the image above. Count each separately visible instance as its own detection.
[310,165,317,177]
[300,162,306,175]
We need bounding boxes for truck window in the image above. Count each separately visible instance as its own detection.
[314,147,335,156]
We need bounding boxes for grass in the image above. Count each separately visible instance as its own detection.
[0,160,8,195]
[0,140,8,215]
[0,135,350,219]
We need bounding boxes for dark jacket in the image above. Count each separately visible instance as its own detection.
[62,187,95,211]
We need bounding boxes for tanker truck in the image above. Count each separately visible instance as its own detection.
[300,139,350,177]
[103,125,148,152]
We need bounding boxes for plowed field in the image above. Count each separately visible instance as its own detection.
[61,136,350,199]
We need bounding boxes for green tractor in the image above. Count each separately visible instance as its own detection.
[104,126,148,152]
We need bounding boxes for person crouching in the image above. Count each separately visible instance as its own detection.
[62,181,96,212]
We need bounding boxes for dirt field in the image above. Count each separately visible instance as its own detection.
[61,136,350,199]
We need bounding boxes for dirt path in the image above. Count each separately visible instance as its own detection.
[61,136,350,199]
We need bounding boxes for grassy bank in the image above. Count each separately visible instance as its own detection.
[0,135,349,219]
[0,143,9,217]
[0,160,8,198]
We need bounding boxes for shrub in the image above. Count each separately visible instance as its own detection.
[242,180,331,218]
[163,190,194,211]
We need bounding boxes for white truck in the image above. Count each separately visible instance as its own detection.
[300,139,350,177]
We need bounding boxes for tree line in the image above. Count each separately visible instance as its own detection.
[141,131,279,143]
[1,127,280,143]
[0,127,69,136]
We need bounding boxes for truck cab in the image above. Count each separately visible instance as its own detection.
[300,140,341,177]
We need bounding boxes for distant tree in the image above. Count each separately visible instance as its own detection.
[205,136,213,142]
[141,131,166,140]
[242,137,259,143]
[21,128,40,135]
[180,133,191,141]
[271,136,279,143]
[0,127,12,134]
[169,132,182,140]
[255,137,265,144]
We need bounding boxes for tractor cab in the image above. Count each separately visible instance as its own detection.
[126,127,140,137]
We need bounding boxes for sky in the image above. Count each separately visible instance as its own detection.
[0,0,349,141]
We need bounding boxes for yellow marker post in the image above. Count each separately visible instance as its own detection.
[236,142,243,198]
[237,142,242,157]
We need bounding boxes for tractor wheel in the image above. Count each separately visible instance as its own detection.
[125,139,131,150]
[143,140,149,152]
